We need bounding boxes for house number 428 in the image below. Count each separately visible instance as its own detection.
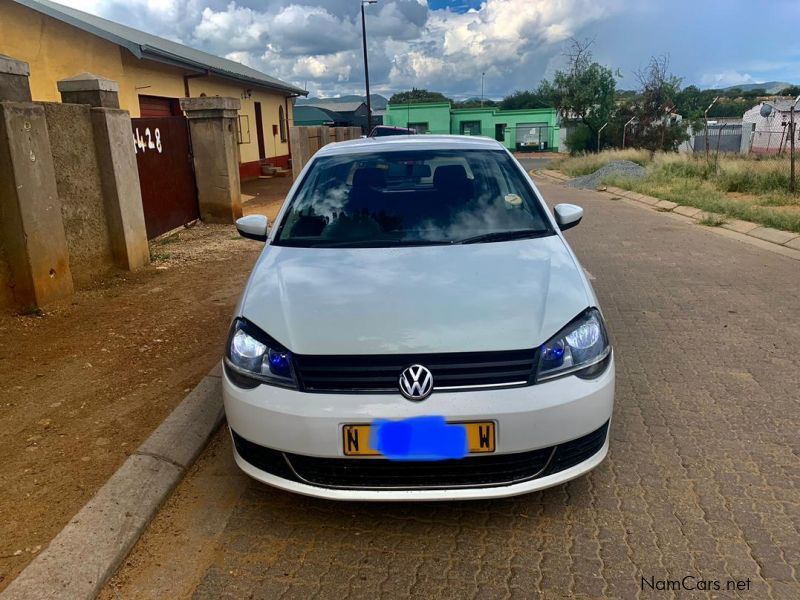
[133,127,163,154]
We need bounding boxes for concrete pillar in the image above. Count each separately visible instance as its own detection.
[57,72,121,109]
[0,54,32,102]
[0,56,74,307]
[180,97,243,223]
[57,73,149,270]
[289,126,306,180]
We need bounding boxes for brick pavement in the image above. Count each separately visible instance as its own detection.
[102,180,800,600]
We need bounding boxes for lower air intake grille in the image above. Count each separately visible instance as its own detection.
[231,421,609,490]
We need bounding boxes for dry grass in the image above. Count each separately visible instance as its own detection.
[549,148,652,176]
[554,150,800,233]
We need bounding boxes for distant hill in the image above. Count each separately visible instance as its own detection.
[719,81,792,94]
[297,94,388,109]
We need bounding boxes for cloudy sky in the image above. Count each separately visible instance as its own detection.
[58,0,800,99]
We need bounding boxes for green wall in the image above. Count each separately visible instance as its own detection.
[384,102,451,134]
[450,108,495,138]
[384,102,559,151]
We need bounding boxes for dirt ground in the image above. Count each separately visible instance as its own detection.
[0,177,290,591]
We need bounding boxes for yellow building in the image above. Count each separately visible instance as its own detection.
[1,0,307,178]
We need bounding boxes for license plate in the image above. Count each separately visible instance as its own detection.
[342,421,495,457]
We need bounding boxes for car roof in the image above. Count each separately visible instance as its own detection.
[316,135,505,157]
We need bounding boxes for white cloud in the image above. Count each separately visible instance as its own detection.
[700,70,757,88]
[50,0,622,96]
[193,3,268,50]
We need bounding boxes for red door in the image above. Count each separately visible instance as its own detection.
[131,116,199,238]
[138,95,182,118]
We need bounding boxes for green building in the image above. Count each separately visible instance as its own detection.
[384,102,559,152]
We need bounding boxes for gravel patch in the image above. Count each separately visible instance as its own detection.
[568,160,646,189]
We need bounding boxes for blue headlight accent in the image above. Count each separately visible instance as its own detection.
[536,309,610,381]
[268,349,292,378]
[540,340,565,370]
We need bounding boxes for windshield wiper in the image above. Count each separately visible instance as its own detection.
[310,239,452,248]
[456,229,551,245]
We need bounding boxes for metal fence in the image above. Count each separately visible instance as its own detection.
[692,124,743,154]
[749,127,800,154]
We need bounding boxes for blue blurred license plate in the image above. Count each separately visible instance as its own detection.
[342,420,495,457]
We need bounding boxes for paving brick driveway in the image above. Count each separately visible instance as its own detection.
[104,180,800,600]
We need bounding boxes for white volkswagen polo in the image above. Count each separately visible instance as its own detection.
[223,135,614,501]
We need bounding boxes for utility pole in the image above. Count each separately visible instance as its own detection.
[760,95,800,194]
[481,72,485,107]
[361,0,377,134]
[791,94,800,193]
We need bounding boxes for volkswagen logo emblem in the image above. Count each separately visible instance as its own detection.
[398,364,434,401]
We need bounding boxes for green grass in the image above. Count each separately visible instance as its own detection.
[699,214,727,227]
[149,251,172,262]
[555,150,800,233]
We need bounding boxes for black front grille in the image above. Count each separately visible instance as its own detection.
[544,420,609,475]
[231,421,609,490]
[287,447,553,489]
[293,349,537,393]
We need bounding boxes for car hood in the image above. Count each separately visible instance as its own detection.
[239,236,592,355]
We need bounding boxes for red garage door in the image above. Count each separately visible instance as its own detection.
[139,95,182,118]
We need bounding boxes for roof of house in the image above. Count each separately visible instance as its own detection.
[293,105,335,124]
[304,101,366,113]
[14,0,307,96]
[761,98,799,112]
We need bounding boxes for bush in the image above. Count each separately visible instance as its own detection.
[715,157,790,194]
[565,125,594,154]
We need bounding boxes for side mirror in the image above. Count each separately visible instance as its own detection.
[554,204,583,231]
[236,215,269,242]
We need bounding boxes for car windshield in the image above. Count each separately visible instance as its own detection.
[273,149,553,247]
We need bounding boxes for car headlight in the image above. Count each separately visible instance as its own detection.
[224,318,297,389]
[536,308,611,381]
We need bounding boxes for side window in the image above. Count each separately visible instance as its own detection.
[407,122,428,134]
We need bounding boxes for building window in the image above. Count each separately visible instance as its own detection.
[495,123,506,142]
[237,114,251,144]
[408,122,428,134]
[460,121,482,136]
[279,105,287,142]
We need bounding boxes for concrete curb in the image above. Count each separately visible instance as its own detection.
[1,365,224,600]
[533,170,800,259]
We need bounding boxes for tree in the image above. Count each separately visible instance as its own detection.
[628,55,689,151]
[389,89,452,104]
[546,39,618,152]
[453,98,497,108]
[499,89,552,110]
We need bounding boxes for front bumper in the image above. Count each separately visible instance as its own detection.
[222,355,614,500]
